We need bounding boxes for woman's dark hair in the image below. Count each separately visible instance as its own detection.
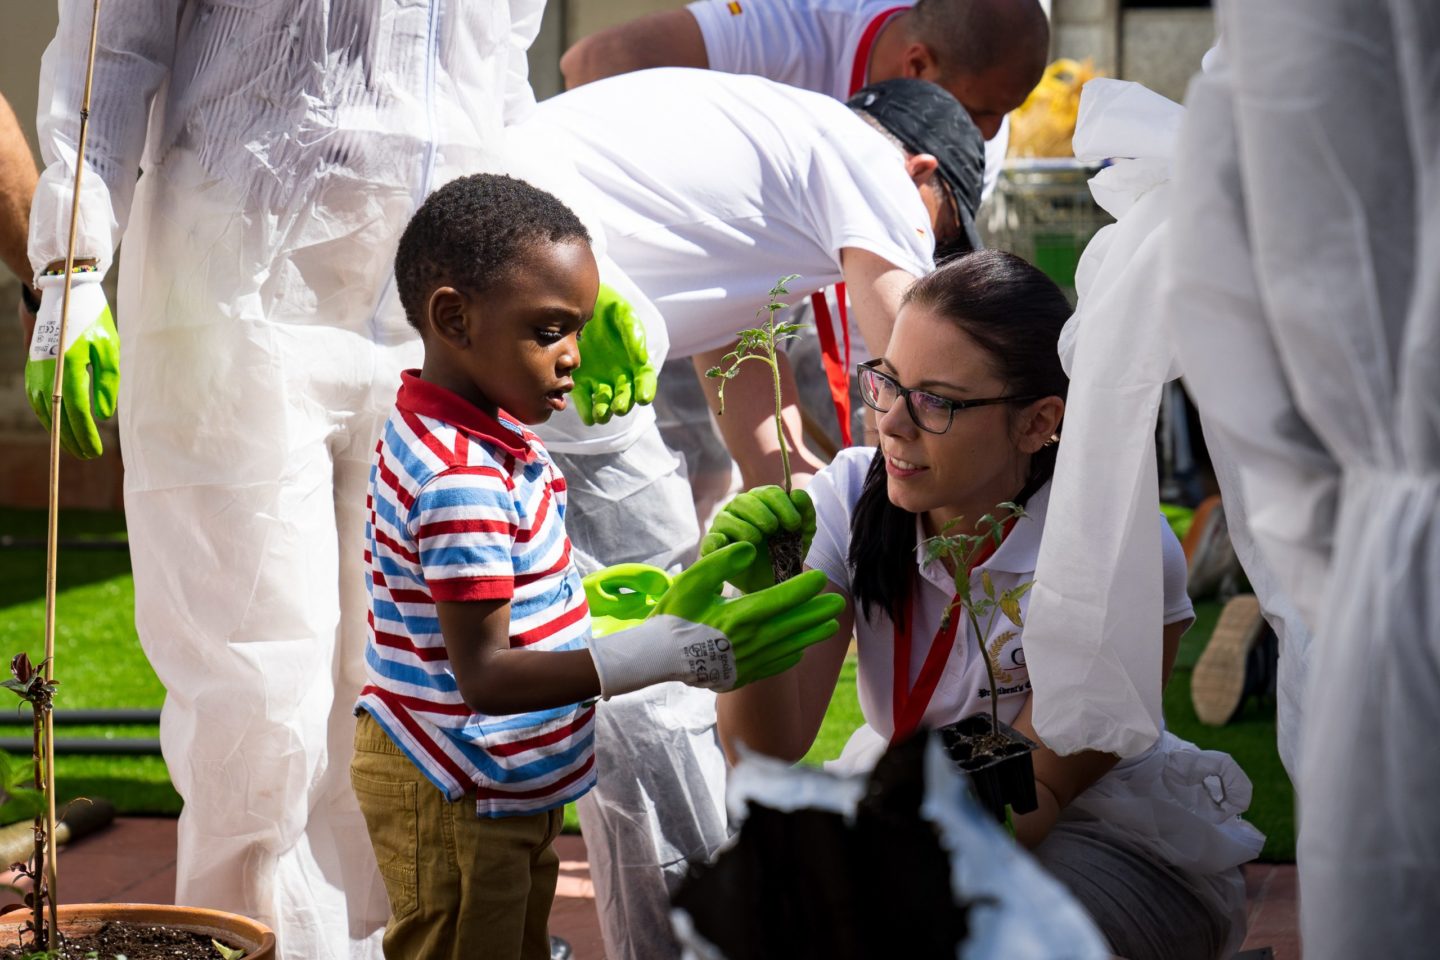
[848,250,1072,623]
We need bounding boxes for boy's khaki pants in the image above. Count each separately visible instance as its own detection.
[351,712,563,960]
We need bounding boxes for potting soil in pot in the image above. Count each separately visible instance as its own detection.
[0,921,244,959]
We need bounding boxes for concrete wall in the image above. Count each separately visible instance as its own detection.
[1050,0,1215,105]
[1120,7,1214,104]
[1052,0,1122,77]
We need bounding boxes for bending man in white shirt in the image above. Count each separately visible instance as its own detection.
[560,0,1050,197]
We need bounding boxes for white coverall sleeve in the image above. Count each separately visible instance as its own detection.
[504,0,546,125]
[30,0,182,282]
[1164,45,1328,779]
[1022,79,1184,759]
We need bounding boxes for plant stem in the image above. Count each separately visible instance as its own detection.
[29,711,43,949]
[969,609,1001,733]
[769,348,792,494]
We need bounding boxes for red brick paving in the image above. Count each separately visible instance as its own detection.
[15,818,1296,958]
[1241,861,1301,960]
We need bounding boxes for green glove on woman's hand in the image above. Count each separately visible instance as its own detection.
[574,283,658,426]
[584,542,844,697]
[699,485,817,593]
[24,271,119,460]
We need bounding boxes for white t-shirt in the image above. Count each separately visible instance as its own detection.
[806,447,1194,741]
[687,0,1009,198]
[521,68,935,360]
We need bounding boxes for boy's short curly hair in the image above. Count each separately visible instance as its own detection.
[396,173,591,329]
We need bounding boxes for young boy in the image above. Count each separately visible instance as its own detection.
[352,173,843,960]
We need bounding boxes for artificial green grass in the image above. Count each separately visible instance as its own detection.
[0,508,1293,858]
[0,508,176,819]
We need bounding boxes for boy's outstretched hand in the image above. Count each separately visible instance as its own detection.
[700,485,817,593]
[584,542,844,699]
[574,283,658,425]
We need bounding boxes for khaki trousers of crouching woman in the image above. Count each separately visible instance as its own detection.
[351,712,563,959]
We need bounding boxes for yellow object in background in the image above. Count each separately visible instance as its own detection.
[1007,58,1102,159]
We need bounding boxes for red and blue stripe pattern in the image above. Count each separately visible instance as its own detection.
[358,372,596,816]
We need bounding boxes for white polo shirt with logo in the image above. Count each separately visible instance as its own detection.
[805,447,1193,744]
[687,0,1009,198]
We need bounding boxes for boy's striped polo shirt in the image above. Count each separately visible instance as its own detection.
[358,371,596,817]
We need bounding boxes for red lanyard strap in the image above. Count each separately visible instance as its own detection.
[848,6,910,97]
[810,288,853,447]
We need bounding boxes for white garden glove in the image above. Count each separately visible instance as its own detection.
[25,269,119,459]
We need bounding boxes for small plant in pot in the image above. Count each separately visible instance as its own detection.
[922,502,1040,825]
[0,654,273,960]
[705,274,807,583]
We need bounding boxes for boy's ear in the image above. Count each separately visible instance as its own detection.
[427,286,472,347]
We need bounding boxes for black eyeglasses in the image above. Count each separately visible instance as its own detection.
[857,360,1040,435]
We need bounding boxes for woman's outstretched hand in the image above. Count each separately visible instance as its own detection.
[699,485,817,593]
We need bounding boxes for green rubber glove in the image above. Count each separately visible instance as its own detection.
[583,563,672,638]
[699,486,818,594]
[25,271,119,460]
[585,542,845,697]
[574,283,658,426]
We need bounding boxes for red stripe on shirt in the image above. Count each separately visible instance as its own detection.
[373,628,450,663]
[488,706,597,758]
[848,6,910,96]
[400,407,459,465]
[374,526,421,564]
[473,753,596,801]
[418,517,519,539]
[514,541,573,587]
[513,599,589,647]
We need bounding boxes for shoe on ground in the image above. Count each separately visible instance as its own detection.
[1191,594,1267,726]
[1183,495,1242,601]
[550,935,573,960]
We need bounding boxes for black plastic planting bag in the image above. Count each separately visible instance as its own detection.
[671,732,1108,959]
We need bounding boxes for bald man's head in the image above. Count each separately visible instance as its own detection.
[904,0,1050,139]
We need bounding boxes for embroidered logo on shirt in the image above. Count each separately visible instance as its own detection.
[987,630,1017,684]
[727,1,743,14]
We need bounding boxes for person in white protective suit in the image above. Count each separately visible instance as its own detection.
[1165,2,1440,956]
[507,71,983,960]
[706,251,1264,960]
[24,3,567,957]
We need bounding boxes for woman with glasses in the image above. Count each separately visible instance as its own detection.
[702,251,1262,960]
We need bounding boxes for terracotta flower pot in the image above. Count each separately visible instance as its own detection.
[0,903,276,959]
